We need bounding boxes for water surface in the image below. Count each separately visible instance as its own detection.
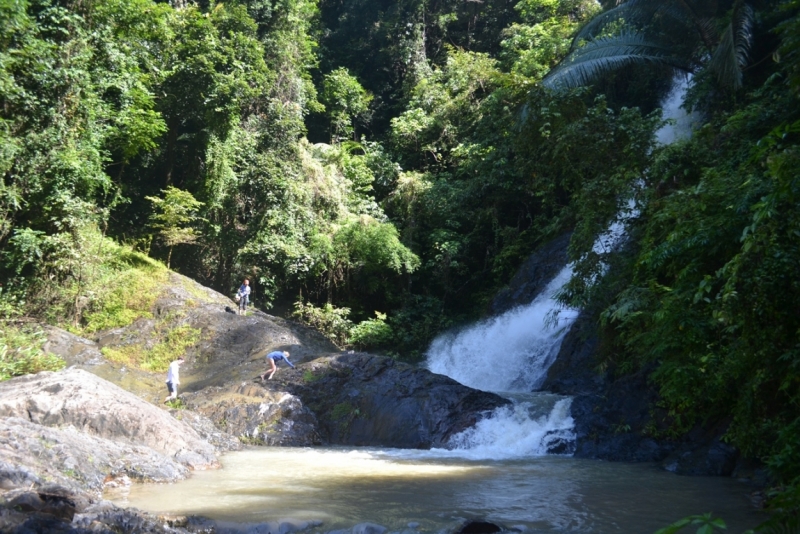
[110,447,763,533]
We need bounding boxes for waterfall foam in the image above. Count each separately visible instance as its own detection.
[656,75,698,145]
[443,395,575,459]
[427,266,578,393]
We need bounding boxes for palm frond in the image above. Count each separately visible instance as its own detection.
[570,0,663,50]
[651,0,718,51]
[572,1,643,45]
[709,2,753,88]
[697,17,720,50]
[544,32,689,90]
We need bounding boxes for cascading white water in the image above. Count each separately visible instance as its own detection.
[444,395,575,459]
[656,75,697,145]
[426,76,697,459]
[425,266,580,458]
[427,266,578,393]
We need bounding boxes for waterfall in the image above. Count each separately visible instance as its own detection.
[425,77,697,459]
[655,75,697,145]
[427,266,578,393]
[425,261,583,458]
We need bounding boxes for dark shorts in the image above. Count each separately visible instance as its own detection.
[166,382,176,394]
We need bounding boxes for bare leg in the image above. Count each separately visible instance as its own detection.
[165,383,178,403]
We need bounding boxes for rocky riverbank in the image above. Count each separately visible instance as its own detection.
[0,272,509,532]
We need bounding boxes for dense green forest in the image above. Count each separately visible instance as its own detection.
[1,0,800,519]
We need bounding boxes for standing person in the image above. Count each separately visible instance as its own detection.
[260,350,295,380]
[164,356,184,403]
[236,279,251,315]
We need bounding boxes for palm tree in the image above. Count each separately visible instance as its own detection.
[542,0,754,90]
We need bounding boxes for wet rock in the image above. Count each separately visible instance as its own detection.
[732,458,771,487]
[540,313,604,397]
[491,233,571,315]
[565,368,675,463]
[453,520,503,534]
[541,310,743,473]
[72,503,205,533]
[6,489,80,522]
[0,481,204,534]
[213,518,323,534]
[662,436,738,476]
[352,522,388,534]
[180,350,508,448]
[495,238,746,474]
[0,368,218,469]
[284,352,510,448]
[181,383,321,446]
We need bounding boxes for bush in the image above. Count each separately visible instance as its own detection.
[80,266,167,333]
[349,311,393,350]
[0,325,65,381]
[102,325,201,372]
[292,300,354,348]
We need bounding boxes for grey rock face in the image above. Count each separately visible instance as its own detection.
[0,420,189,493]
[168,408,243,452]
[285,353,510,448]
[0,368,218,469]
[182,383,322,446]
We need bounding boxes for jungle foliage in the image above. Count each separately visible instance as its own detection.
[1,0,800,511]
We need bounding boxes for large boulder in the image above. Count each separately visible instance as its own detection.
[283,352,511,448]
[180,352,510,449]
[0,368,218,469]
[44,272,339,404]
[181,382,322,446]
[0,420,190,493]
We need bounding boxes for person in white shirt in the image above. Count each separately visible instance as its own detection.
[164,356,184,403]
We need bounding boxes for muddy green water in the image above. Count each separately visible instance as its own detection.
[108,447,764,533]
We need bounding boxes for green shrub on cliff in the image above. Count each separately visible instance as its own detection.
[101,325,201,372]
[0,325,65,381]
[79,264,167,334]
